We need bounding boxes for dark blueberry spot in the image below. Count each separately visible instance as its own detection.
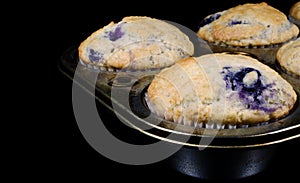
[177,48,186,57]
[198,13,221,28]
[89,49,104,63]
[229,20,242,26]
[228,20,249,26]
[221,66,233,89]
[221,67,276,113]
[108,25,124,41]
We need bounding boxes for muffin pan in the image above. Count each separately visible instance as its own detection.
[59,45,300,180]
[289,1,300,30]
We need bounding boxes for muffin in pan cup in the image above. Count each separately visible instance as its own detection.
[289,1,300,31]
[276,38,300,93]
[197,2,299,66]
[146,53,297,129]
[78,16,194,72]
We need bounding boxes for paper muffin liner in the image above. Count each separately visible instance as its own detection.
[79,58,175,73]
[143,92,270,130]
[79,59,119,72]
[275,60,300,94]
[205,41,290,67]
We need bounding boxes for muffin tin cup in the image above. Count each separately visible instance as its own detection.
[79,58,172,73]
[275,60,300,94]
[204,41,291,67]
[79,59,119,72]
[289,15,300,32]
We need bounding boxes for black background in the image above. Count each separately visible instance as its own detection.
[40,0,300,182]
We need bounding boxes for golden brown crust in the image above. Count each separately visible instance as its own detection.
[290,1,300,20]
[78,16,194,70]
[197,2,299,46]
[276,38,300,77]
[148,57,213,125]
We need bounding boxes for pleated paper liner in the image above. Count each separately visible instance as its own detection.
[202,37,299,67]
[79,58,173,73]
[275,59,300,94]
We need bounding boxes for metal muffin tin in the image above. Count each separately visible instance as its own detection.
[59,45,300,180]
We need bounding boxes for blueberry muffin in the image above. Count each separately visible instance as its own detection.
[78,16,194,71]
[197,2,299,65]
[146,53,297,128]
[289,1,300,30]
[276,38,300,92]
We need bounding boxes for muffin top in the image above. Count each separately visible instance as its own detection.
[78,16,194,70]
[147,53,297,126]
[276,38,300,77]
[197,2,299,46]
[290,1,300,20]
